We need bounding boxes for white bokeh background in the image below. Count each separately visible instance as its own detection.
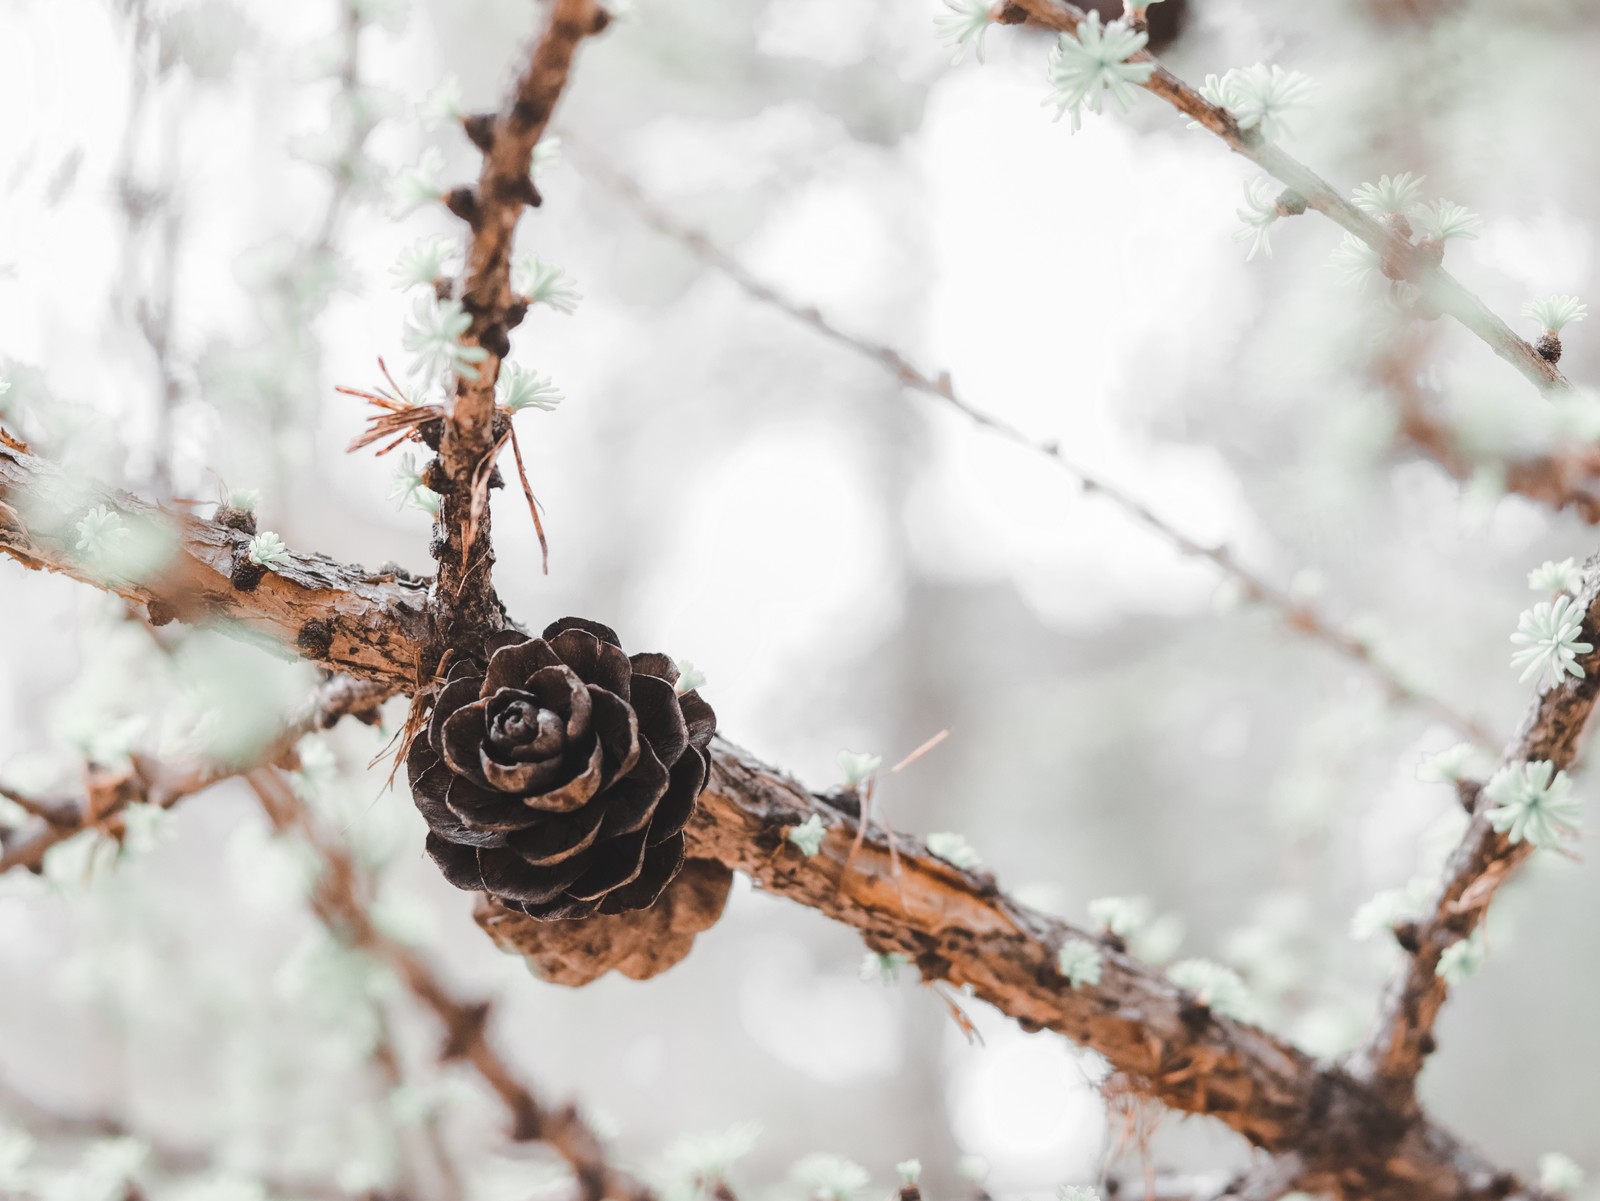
[3,0,1600,1197]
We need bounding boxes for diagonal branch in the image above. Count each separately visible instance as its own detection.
[245,766,645,1201]
[575,151,1494,745]
[0,675,393,877]
[1004,0,1568,398]
[699,742,1530,1201]
[0,441,432,685]
[1371,330,1600,522]
[1346,556,1600,1105]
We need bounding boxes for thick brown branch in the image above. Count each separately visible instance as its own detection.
[1346,558,1600,1103]
[0,441,432,684]
[1006,0,1569,398]
[696,742,1530,1201]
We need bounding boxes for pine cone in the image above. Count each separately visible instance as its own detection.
[406,617,716,920]
[474,858,734,985]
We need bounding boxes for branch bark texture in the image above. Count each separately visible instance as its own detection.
[0,442,432,684]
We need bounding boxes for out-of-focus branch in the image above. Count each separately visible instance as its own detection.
[576,153,1494,745]
[0,676,393,876]
[431,0,608,632]
[0,1072,351,1200]
[1346,556,1600,1105]
[1003,0,1569,399]
[244,767,646,1201]
[1373,334,1600,522]
[0,441,432,684]
[698,742,1528,1201]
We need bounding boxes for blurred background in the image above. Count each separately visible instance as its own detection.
[2,0,1599,1197]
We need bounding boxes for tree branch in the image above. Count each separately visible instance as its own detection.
[431,0,608,631]
[245,766,646,1201]
[1005,0,1570,398]
[697,743,1528,1201]
[0,441,432,684]
[1372,330,1600,522]
[1345,557,1600,1104]
[0,675,393,876]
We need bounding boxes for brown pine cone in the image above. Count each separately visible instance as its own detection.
[406,617,716,920]
[474,858,734,985]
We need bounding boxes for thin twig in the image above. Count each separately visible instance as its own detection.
[0,676,394,877]
[575,150,1495,745]
[245,767,648,1201]
[1346,555,1600,1106]
[1005,0,1569,398]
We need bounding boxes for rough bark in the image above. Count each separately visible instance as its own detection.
[0,442,432,684]
[693,744,1533,1201]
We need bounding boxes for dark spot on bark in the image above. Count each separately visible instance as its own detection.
[510,99,549,132]
[462,112,496,153]
[1306,1072,1332,1125]
[1392,921,1421,954]
[230,554,266,592]
[1099,931,1127,954]
[1537,332,1563,363]
[445,186,482,229]
[215,504,257,535]
[1016,1017,1044,1034]
[440,1000,491,1061]
[481,323,511,360]
[591,8,612,33]
[495,175,541,209]
[429,526,449,561]
[422,458,447,492]
[505,300,529,329]
[1417,1031,1437,1057]
[817,788,860,818]
[146,599,176,627]
[378,560,424,583]
[509,1095,542,1142]
[418,418,444,451]
[1177,995,1210,1032]
[296,619,334,658]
